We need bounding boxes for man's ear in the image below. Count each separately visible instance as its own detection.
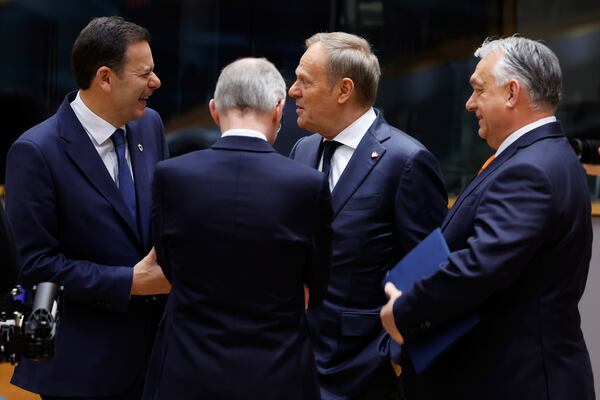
[209,99,220,126]
[96,66,112,92]
[337,77,354,105]
[506,79,520,108]
[274,98,285,125]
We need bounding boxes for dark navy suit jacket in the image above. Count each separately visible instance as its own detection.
[6,92,168,397]
[394,122,595,400]
[290,112,448,399]
[143,135,332,400]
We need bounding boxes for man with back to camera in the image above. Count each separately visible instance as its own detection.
[142,57,332,400]
[288,32,448,399]
[381,36,595,400]
[5,16,170,399]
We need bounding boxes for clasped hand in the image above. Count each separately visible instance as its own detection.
[380,282,404,345]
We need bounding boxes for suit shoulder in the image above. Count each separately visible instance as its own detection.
[273,152,324,182]
[15,114,60,146]
[292,133,321,151]
[376,124,438,168]
[507,137,582,180]
[155,148,210,173]
[384,125,428,154]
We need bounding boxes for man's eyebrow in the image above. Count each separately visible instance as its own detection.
[137,65,154,74]
[470,75,483,87]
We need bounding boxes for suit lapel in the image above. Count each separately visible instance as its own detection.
[57,94,141,244]
[442,121,565,230]
[330,117,388,219]
[127,125,150,245]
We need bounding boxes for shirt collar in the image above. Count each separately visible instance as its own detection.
[70,91,125,145]
[222,128,267,142]
[496,116,557,156]
[327,108,376,149]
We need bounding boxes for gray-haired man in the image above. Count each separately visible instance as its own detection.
[143,57,332,400]
[382,36,595,400]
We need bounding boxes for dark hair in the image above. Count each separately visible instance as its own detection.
[70,16,150,90]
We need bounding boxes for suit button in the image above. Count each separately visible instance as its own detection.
[424,320,431,328]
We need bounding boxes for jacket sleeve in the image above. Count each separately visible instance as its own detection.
[392,161,553,341]
[394,148,448,254]
[151,164,172,282]
[5,139,133,313]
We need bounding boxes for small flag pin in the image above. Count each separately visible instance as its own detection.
[371,151,379,159]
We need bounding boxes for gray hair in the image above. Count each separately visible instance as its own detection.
[214,58,286,113]
[306,32,381,106]
[475,36,562,110]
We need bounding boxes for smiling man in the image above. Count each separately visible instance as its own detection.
[6,16,170,400]
[381,36,595,400]
[289,32,448,400]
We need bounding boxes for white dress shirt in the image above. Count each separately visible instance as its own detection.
[70,92,133,185]
[318,108,377,190]
[495,116,557,156]
[222,128,268,141]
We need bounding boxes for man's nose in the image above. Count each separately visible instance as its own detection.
[149,72,161,89]
[465,92,475,111]
[288,81,300,98]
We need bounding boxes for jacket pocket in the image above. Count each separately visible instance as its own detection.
[340,311,381,336]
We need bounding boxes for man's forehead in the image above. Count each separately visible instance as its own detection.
[470,70,483,85]
[471,54,498,85]
[477,53,500,75]
[299,44,326,70]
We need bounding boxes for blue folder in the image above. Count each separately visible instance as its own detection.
[384,228,479,374]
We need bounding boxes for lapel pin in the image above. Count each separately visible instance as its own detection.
[138,144,143,152]
[371,151,379,159]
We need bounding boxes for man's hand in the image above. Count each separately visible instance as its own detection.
[130,247,171,295]
[380,282,404,345]
[304,284,310,310]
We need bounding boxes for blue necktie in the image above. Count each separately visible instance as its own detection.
[112,129,137,226]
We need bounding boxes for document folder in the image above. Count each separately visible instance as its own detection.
[384,228,479,374]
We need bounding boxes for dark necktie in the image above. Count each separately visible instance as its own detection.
[112,129,137,225]
[321,140,342,180]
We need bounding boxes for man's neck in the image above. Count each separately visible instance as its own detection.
[491,108,555,150]
[323,104,372,140]
[79,89,121,127]
[219,112,274,143]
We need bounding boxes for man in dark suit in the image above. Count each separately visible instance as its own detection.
[288,32,448,399]
[5,16,170,399]
[142,58,332,400]
[381,36,595,399]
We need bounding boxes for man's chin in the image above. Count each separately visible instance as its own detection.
[133,108,147,120]
[296,118,307,130]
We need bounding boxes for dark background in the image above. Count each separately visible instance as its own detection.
[1,0,599,195]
